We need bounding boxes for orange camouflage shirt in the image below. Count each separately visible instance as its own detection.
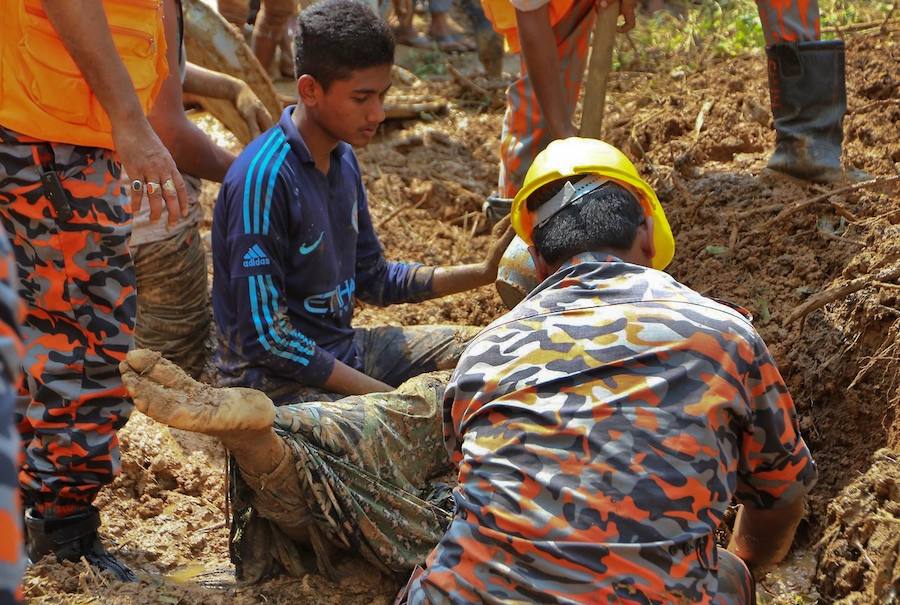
[409,253,817,604]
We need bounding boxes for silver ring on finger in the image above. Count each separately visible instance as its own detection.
[131,179,144,193]
[162,178,176,195]
[145,181,161,195]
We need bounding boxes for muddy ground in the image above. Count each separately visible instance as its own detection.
[23,24,900,605]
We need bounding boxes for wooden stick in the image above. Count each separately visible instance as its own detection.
[818,229,864,246]
[384,102,447,120]
[448,210,481,225]
[850,98,900,114]
[579,1,619,138]
[377,190,430,228]
[447,63,490,98]
[822,18,900,34]
[761,175,899,230]
[786,265,900,324]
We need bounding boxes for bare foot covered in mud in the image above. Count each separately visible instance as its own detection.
[120,349,275,433]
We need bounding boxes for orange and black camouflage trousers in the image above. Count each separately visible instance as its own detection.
[0,125,135,519]
[498,0,821,196]
[0,226,24,605]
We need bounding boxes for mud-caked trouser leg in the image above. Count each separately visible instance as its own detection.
[132,225,210,379]
[230,325,479,581]
[0,126,135,520]
[270,373,454,572]
[355,324,481,388]
[0,229,24,605]
[231,368,462,582]
[498,0,596,197]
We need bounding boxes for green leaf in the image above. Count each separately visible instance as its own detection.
[756,297,771,323]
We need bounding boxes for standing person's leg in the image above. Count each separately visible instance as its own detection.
[0,229,23,605]
[755,0,819,45]
[498,0,596,197]
[0,127,136,580]
[428,0,476,52]
[252,0,297,71]
[218,0,254,37]
[357,324,481,387]
[458,0,504,77]
[132,221,210,377]
[755,0,856,183]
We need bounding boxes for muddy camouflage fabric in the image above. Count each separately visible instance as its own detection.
[133,222,210,378]
[0,125,134,518]
[0,228,24,605]
[408,253,817,604]
[229,324,478,581]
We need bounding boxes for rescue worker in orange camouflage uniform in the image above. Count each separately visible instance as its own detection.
[485,0,855,195]
[0,0,189,580]
[0,228,25,605]
[402,138,818,604]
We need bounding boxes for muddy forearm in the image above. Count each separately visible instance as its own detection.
[323,359,392,395]
[727,497,805,576]
[429,263,493,298]
[183,63,242,100]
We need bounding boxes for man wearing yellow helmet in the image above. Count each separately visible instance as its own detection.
[402,138,817,604]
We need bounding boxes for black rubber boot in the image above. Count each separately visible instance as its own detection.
[25,507,137,582]
[765,40,856,183]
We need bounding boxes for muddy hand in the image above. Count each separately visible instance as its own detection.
[235,82,274,140]
[484,215,516,278]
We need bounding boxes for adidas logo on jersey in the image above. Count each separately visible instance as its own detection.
[242,244,271,268]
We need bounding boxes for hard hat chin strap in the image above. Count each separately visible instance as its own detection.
[534,174,611,229]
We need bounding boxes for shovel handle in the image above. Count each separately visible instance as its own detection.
[579,1,619,139]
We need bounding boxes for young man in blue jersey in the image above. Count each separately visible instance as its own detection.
[211,0,514,404]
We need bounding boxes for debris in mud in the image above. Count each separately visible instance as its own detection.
[816,448,900,604]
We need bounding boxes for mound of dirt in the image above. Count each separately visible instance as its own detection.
[815,448,900,604]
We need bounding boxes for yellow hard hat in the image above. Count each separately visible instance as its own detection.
[510,137,675,271]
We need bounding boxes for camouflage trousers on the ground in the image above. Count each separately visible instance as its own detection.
[0,227,24,605]
[228,324,480,582]
[133,224,210,378]
[0,126,134,518]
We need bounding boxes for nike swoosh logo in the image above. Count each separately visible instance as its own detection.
[299,231,324,255]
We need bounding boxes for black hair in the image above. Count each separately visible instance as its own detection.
[294,0,394,89]
[527,177,644,266]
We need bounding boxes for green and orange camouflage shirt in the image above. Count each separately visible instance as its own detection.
[410,252,817,604]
